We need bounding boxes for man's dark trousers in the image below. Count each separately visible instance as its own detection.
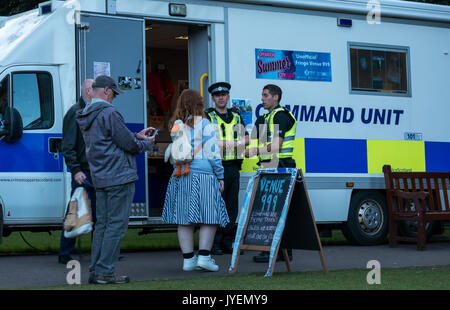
[214,164,240,251]
[253,158,295,262]
[59,170,96,256]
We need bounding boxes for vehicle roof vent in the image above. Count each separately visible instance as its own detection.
[38,1,64,16]
[39,1,53,15]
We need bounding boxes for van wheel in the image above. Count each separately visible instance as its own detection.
[398,220,435,241]
[342,191,388,245]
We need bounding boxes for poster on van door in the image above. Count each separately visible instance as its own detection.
[255,49,332,82]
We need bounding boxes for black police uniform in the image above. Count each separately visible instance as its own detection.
[251,109,295,263]
[206,82,248,254]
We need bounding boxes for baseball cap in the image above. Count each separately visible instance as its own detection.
[92,75,124,95]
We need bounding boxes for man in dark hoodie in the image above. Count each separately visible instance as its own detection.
[76,75,155,284]
[59,79,96,264]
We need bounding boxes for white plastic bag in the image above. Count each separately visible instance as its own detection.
[63,187,93,238]
[164,119,193,164]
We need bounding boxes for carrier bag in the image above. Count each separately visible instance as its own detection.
[164,119,193,164]
[63,187,93,238]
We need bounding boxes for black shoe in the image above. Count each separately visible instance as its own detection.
[278,249,293,262]
[253,251,293,263]
[253,251,269,263]
[88,271,95,284]
[221,245,233,254]
[58,255,73,264]
[211,244,223,255]
[91,274,130,284]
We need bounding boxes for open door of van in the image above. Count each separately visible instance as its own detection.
[188,25,210,107]
[78,14,148,219]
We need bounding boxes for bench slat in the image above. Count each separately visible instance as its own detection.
[426,177,435,210]
[395,178,404,211]
[442,177,449,211]
[419,177,425,192]
[433,178,442,212]
[411,177,417,192]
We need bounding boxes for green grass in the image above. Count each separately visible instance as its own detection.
[4,228,449,291]
[0,229,350,254]
[34,265,450,290]
[0,228,183,254]
[2,227,448,255]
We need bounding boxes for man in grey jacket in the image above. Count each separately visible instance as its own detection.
[76,75,155,284]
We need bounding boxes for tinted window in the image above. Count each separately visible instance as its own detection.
[350,46,408,95]
[12,72,54,129]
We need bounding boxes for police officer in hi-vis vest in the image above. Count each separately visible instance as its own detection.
[206,82,249,255]
[245,84,297,263]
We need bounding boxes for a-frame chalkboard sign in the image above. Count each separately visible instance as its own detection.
[229,168,327,277]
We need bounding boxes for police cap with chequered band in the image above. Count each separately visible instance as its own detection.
[208,82,231,95]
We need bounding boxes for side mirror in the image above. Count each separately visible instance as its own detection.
[0,107,23,143]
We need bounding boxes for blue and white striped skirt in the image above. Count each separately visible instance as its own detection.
[162,172,229,227]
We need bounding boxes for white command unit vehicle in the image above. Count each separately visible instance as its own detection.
[0,0,449,245]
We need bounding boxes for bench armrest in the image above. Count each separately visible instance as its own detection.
[389,190,429,200]
[388,190,430,215]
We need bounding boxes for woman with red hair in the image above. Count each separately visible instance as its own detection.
[162,89,229,272]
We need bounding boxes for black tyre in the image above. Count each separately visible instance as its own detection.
[396,194,435,241]
[398,220,435,241]
[342,191,388,245]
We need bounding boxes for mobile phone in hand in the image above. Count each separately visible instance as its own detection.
[151,129,159,137]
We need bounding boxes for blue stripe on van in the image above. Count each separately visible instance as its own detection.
[425,141,450,172]
[62,122,146,203]
[305,138,368,173]
[0,133,63,172]
[126,123,146,203]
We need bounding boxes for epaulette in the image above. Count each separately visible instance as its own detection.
[230,107,241,115]
[281,106,297,122]
[205,107,215,114]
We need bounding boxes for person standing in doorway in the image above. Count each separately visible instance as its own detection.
[59,79,96,264]
[206,82,249,255]
[245,84,297,263]
[76,75,155,284]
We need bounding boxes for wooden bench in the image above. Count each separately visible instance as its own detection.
[383,165,450,250]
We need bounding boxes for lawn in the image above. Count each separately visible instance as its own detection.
[0,228,350,254]
[4,228,449,292]
[0,228,183,254]
[36,265,450,290]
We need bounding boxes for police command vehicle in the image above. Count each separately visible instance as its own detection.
[0,0,449,245]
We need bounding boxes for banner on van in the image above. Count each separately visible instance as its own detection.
[255,49,332,82]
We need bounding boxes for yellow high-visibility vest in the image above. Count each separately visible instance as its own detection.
[258,106,297,161]
[208,110,243,161]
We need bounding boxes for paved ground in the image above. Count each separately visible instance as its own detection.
[0,239,449,289]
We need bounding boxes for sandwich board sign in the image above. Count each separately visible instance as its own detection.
[229,168,327,277]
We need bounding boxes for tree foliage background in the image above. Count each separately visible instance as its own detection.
[0,0,47,16]
[0,0,449,16]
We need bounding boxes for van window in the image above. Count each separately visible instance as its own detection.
[349,45,409,95]
[12,72,54,129]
